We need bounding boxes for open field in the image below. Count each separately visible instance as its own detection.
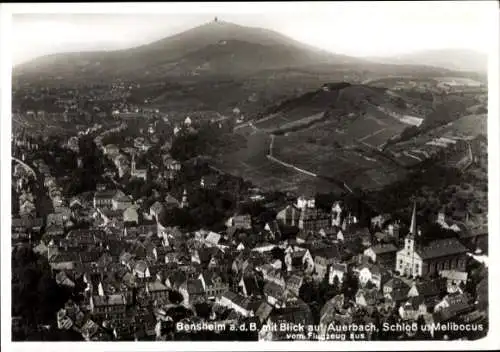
[384,114,487,167]
[436,77,483,87]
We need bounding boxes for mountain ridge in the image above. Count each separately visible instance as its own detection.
[14,19,362,80]
[366,48,488,73]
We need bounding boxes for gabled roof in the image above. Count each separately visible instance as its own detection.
[221,291,247,307]
[311,245,343,261]
[205,231,221,245]
[368,243,398,255]
[186,279,205,295]
[440,270,468,282]
[263,281,286,300]
[150,201,164,213]
[12,216,44,228]
[415,278,447,297]
[167,270,187,287]
[255,302,273,323]
[147,280,168,292]
[113,190,131,203]
[356,287,381,305]
[92,294,127,307]
[269,303,313,326]
[320,294,345,323]
[240,275,262,296]
[134,260,149,274]
[164,194,180,207]
[94,190,117,200]
[332,263,348,273]
[418,238,468,259]
[286,274,303,289]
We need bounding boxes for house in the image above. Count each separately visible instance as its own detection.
[217,291,254,317]
[320,294,345,325]
[200,174,218,189]
[434,292,471,315]
[133,260,151,279]
[112,190,133,210]
[164,154,181,172]
[49,252,78,271]
[383,277,412,304]
[399,296,428,321]
[259,264,285,287]
[165,270,187,291]
[370,213,392,230]
[439,270,468,293]
[114,154,129,177]
[146,281,169,301]
[124,224,158,239]
[263,281,287,308]
[298,207,331,233]
[12,216,44,233]
[103,144,120,156]
[199,271,229,299]
[93,190,117,209]
[55,271,76,289]
[329,263,348,285]
[284,247,314,273]
[363,243,398,267]
[276,205,301,227]
[260,301,313,341]
[81,319,101,341]
[46,209,71,227]
[123,206,139,225]
[312,245,344,281]
[255,301,273,324]
[355,287,381,307]
[396,203,468,277]
[407,277,447,307]
[285,274,303,296]
[227,214,252,230]
[354,263,384,289]
[149,201,164,221]
[204,231,222,247]
[90,294,127,321]
[238,275,263,297]
[151,246,167,263]
[179,279,205,305]
[164,194,180,209]
[264,221,282,241]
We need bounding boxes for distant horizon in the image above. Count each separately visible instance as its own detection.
[11,2,493,66]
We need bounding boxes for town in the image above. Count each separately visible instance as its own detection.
[11,100,488,341]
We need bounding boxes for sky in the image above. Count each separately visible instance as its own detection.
[9,1,495,65]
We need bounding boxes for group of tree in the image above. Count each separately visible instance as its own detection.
[12,245,77,341]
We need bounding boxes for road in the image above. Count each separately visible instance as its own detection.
[12,156,37,180]
[267,133,354,194]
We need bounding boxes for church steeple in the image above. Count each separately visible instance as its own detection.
[409,201,418,237]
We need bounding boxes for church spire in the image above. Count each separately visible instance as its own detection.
[409,201,417,237]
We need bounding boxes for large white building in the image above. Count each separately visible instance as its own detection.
[395,203,468,278]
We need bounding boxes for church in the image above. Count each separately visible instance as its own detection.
[395,203,468,278]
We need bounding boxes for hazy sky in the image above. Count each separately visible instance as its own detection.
[10,2,494,65]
